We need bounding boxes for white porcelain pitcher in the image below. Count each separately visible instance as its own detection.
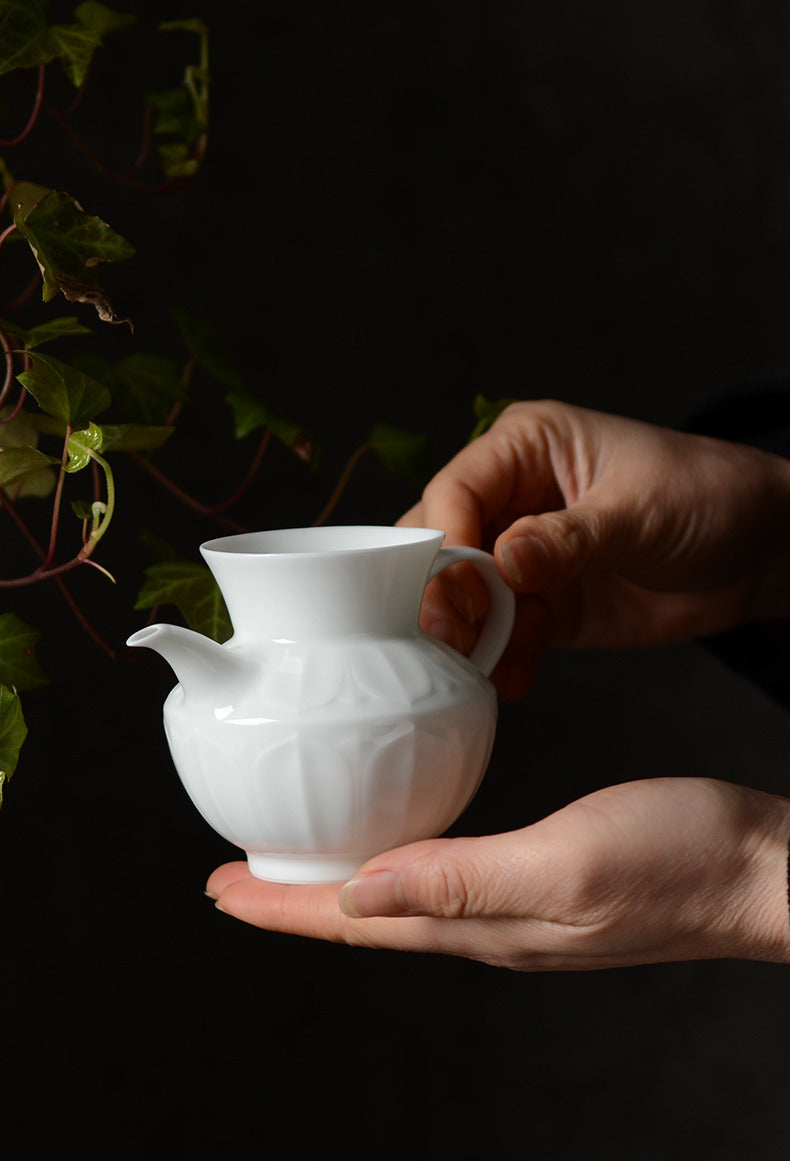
[127,526,515,883]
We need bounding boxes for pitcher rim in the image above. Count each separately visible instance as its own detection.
[200,525,445,558]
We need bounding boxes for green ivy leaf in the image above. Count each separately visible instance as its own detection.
[159,18,209,125]
[74,2,136,40]
[144,19,209,179]
[148,86,202,150]
[59,4,137,86]
[75,351,186,425]
[139,529,182,562]
[468,394,517,441]
[0,444,59,490]
[225,390,318,465]
[18,350,111,427]
[65,420,104,472]
[97,422,174,453]
[134,561,231,643]
[11,188,134,326]
[2,177,48,218]
[155,141,199,180]
[159,17,209,40]
[71,497,96,521]
[0,315,92,349]
[43,22,103,88]
[60,423,116,545]
[173,308,246,393]
[0,685,27,806]
[0,0,50,76]
[0,612,48,690]
[60,418,171,456]
[0,406,57,496]
[366,423,431,490]
[0,1,136,86]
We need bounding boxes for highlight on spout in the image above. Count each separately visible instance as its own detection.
[126,625,160,648]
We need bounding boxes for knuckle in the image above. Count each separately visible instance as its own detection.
[551,506,609,572]
[409,851,485,918]
[494,401,524,427]
[422,471,472,511]
[558,510,594,559]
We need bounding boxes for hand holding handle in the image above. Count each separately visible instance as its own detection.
[428,546,516,677]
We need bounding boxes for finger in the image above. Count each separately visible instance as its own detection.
[205,860,252,898]
[415,413,566,549]
[437,559,490,623]
[209,872,624,970]
[338,832,548,920]
[418,575,479,655]
[418,558,490,652]
[490,594,555,701]
[496,504,633,594]
[209,870,484,956]
[397,501,425,528]
[214,875,364,941]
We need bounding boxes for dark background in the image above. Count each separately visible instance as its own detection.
[2,2,790,1156]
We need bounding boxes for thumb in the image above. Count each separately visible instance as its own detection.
[496,504,631,594]
[338,833,539,920]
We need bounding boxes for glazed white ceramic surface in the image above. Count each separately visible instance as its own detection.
[127,526,515,883]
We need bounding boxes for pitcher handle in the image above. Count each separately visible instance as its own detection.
[428,546,516,678]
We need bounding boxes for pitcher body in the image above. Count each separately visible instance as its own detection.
[128,526,515,883]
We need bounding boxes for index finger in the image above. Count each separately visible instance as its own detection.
[207,864,458,954]
[403,408,565,548]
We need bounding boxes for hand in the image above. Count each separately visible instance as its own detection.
[205,778,790,970]
[400,401,790,699]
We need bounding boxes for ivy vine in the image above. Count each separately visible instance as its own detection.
[0,2,436,804]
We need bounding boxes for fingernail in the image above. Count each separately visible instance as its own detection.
[499,541,523,585]
[339,870,405,918]
[500,536,550,588]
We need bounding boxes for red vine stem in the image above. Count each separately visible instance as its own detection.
[126,104,155,176]
[62,75,88,118]
[128,452,249,533]
[0,222,18,251]
[0,66,45,146]
[0,327,14,409]
[127,393,271,528]
[0,553,89,587]
[0,223,21,320]
[164,354,197,427]
[40,425,72,571]
[1,384,27,424]
[0,184,14,217]
[207,430,272,515]
[5,270,42,313]
[0,491,40,557]
[0,190,39,316]
[41,93,196,194]
[313,443,369,526]
[0,494,116,657]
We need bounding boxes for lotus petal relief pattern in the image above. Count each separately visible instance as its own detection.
[163,636,496,879]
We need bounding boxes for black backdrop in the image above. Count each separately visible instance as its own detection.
[2,3,790,1156]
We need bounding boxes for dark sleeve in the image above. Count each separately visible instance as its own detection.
[683,372,790,710]
[684,368,790,458]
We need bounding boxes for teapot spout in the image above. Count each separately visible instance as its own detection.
[126,623,252,695]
